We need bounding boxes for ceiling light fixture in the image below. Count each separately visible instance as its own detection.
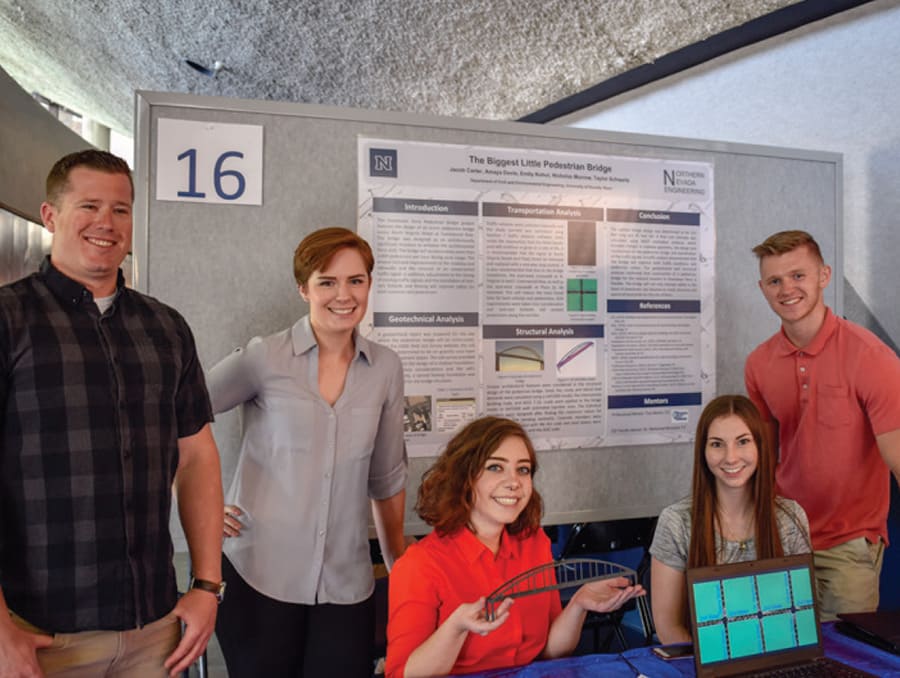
[184,59,224,77]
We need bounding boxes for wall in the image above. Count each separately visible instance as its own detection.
[561,0,899,349]
[135,93,840,545]
[0,65,90,222]
[560,0,900,609]
[0,209,51,286]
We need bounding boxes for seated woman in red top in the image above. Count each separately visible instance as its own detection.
[386,416,644,677]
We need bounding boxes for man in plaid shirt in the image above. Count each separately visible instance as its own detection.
[0,150,224,676]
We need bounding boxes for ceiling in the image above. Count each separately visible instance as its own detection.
[1,0,803,136]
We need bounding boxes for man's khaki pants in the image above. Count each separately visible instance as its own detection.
[814,536,885,621]
[12,611,180,677]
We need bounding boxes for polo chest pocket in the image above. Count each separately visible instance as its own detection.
[816,384,852,427]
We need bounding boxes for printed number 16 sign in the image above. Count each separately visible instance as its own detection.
[156,118,263,205]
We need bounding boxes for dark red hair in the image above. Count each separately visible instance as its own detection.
[293,227,374,285]
[416,416,543,538]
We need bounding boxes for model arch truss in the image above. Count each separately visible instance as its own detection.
[484,558,636,621]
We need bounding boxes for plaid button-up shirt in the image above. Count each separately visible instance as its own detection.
[0,257,213,632]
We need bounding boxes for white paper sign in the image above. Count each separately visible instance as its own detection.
[156,118,263,205]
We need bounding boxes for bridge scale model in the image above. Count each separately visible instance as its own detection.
[484,558,637,621]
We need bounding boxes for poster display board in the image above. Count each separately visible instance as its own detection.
[134,91,840,529]
[358,139,715,455]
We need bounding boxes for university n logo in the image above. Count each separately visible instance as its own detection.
[370,148,398,177]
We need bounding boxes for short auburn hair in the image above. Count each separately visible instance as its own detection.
[46,149,133,204]
[416,416,543,538]
[752,230,823,264]
[293,227,374,285]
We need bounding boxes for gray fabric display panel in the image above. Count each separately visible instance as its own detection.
[134,91,840,533]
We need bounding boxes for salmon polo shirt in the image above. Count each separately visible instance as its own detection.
[745,307,900,551]
[386,527,561,676]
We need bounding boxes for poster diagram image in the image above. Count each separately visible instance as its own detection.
[567,278,598,312]
[555,339,597,378]
[404,395,432,432]
[567,221,597,266]
[436,397,477,434]
[495,340,545,372]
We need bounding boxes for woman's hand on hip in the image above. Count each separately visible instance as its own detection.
[223,505,245,538]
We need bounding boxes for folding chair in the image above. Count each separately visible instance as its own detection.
[558,516,658,652]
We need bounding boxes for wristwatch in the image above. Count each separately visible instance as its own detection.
[190,577,226,604]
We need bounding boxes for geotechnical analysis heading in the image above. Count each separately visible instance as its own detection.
[386,314,467,325]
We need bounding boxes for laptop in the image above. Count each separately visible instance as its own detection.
[837,610,900,655]
[686,554,876,677]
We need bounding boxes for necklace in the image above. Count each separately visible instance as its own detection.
[718,510,754,552]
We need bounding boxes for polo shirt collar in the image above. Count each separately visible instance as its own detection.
[453,526,516,564]
[289,314,374,365]
[39,255,125,309]
[775,306,837,356]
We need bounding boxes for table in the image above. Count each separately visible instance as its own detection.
[465,623,900,677]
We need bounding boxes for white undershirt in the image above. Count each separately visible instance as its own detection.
[95,294,115,314]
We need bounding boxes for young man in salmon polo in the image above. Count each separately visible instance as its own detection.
[745,229,900,619]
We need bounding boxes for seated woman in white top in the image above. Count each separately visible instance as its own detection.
[650,394,811,643]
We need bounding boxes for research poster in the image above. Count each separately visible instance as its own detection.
[358,139,715,456]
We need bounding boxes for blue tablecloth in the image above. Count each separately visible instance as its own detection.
[463,651,685,678]
[465,622,900,677]
[821,622,900,677]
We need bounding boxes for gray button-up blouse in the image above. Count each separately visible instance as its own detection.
[207,315,407,604]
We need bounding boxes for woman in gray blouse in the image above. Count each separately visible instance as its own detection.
[206,227,408,677]
[649,395,810,643]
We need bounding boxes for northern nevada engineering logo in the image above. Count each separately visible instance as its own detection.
[662,166,707,196]
[370,148,398,178]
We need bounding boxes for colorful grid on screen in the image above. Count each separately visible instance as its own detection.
[693,567,819,666]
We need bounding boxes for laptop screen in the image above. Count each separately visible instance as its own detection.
[686,554,824,677]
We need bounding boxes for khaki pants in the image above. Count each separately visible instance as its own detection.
[814,536,885,621]
[12,611,180,677]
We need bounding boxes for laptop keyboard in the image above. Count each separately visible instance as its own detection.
[751,657,873,677]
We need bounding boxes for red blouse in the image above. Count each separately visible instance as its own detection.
[386,527,562,676]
